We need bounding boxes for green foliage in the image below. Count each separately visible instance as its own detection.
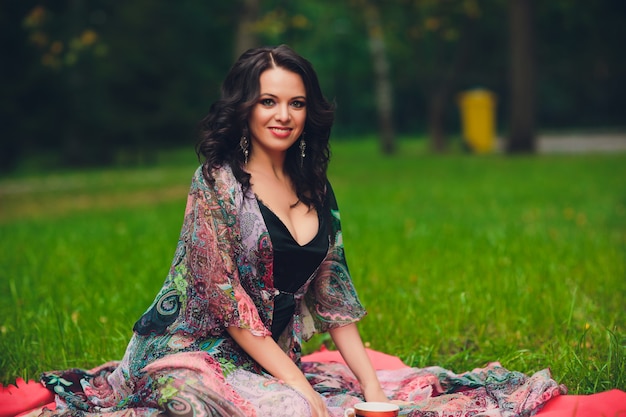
[2,1,626,170]
[3,1,239,167]
[1,140,624,394]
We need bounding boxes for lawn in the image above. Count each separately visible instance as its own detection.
[1,139,624,394]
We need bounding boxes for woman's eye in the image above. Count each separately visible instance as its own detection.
[291,100,306,109]
[260,99,275,106]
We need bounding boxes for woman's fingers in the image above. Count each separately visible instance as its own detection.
[302,389,328,417]
[289,380,328,417]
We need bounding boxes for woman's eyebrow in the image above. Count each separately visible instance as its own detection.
[259,93,307,100]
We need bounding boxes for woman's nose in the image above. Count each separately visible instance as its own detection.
[275,104,290,122]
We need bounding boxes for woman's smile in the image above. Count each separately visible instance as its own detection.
[268,126,293,138]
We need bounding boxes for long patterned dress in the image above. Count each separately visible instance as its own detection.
[40,165,565,417]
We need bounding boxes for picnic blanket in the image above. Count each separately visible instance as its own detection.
[1,348,624,417]
[302,347,626,417]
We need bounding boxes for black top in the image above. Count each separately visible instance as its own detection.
[257,198,329,341]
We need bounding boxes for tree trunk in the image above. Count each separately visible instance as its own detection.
[507,0,536,153]
[428,92,447,152]
[364,2,395,154]
[427,17,474,153]
[63,0,88,166]
[233,0,260,60]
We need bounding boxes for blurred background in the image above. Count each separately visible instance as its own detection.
[2,0,625,173]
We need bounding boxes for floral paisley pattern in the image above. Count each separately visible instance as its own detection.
[40,165,366,416]
[39,165,565,417]
[304,361,565,417]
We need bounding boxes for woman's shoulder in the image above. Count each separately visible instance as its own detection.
[190,164,244,205]
[191,164,236,187]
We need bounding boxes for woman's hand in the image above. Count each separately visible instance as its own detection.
[286,378,329,417]
[362,383,389,403]
[226,327,329,416]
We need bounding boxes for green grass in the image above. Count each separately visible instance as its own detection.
[1,139,624,394]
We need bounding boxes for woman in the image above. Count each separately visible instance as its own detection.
[41,45,386,417]
[40,45,564,417]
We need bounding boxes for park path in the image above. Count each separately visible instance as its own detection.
[537,132,626,153]
[495,132,626,153]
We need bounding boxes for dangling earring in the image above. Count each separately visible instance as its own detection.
[240,135,249,165]
[299,134,306,168]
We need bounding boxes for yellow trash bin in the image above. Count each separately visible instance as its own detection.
[457,89,496,153]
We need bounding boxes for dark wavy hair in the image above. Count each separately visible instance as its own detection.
[196,45,335,210]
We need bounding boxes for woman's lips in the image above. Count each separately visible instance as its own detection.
[269,127,293,138]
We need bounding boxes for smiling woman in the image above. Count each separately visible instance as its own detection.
[17,45,566,417]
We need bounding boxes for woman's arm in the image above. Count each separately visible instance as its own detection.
[226,327,329,417]
[329,323,388,402]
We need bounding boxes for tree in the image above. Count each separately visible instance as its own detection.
[13,1,238,166]
[361,0,395,154]
[366,0,485,153]
[507,0,535,153]
[423,9,476,153]
[0,2,50,172]
[233,0,260,59]
[407,0,482,152]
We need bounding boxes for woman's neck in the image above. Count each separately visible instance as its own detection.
[246,151,288,182]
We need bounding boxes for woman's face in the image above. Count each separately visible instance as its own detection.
[248,67,307,160]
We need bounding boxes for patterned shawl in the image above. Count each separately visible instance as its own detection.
[121,165,366,379]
